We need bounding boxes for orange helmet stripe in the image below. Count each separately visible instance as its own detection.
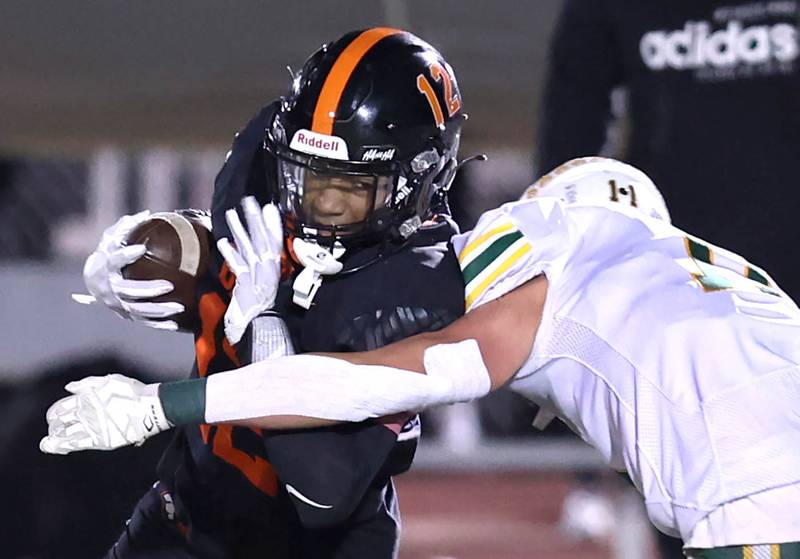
[311,27,403,135]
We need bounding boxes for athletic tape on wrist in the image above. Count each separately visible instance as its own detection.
[422,339,492,401]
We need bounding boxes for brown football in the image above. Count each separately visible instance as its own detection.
[121,209,212,332]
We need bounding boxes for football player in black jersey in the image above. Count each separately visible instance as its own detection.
[64,28,469,559]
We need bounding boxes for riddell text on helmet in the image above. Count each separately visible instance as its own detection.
[290,129,350,160]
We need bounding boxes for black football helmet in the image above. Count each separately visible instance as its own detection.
[264,27,465,247]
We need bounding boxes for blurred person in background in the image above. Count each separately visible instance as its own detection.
[44,157,800,558]
[60,28,468,559]
[536,2,799,552]
[537,0,800,298]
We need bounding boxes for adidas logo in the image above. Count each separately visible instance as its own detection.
[640,20,798,70]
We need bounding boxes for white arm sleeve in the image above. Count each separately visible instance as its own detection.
[205,339,492,423]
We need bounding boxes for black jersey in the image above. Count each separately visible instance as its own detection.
[155,224,464,558]
[155,250,295,557]
[260,218,464,558]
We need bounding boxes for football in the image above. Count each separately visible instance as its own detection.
[121,209,212,332]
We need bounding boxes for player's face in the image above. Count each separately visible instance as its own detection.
[302,171,393,228]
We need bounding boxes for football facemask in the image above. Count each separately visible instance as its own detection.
[275,152,397,244]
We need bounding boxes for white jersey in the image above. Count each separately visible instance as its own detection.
[452,197,800,542]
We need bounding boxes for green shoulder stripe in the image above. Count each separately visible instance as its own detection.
[461,230,523,285]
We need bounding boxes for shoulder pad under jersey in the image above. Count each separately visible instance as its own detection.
[454,198,569,311]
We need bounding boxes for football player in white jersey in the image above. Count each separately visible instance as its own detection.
[42,158,800,558]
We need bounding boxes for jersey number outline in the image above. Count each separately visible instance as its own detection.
[417,62,461,127]
[195,267,278,497]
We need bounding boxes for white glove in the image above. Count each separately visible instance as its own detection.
[216,197,283,345]
[72,210,184,331]
[39,374,171,455]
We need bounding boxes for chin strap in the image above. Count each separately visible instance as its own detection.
[291,238,345,309]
